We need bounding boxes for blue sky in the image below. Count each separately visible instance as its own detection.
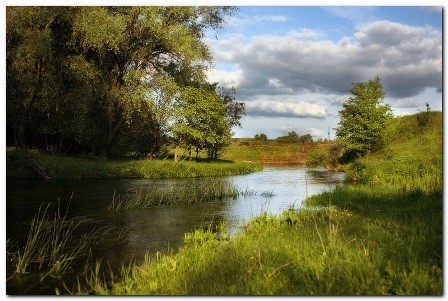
[205,6,443,139]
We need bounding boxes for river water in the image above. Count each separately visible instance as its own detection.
[6,166,345,295]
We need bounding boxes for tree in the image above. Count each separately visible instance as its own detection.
[6,6,236,159]
[335,76,392,159]
[298,134,313,144]
[171,86,231,160]
[218,87,245,128]
[254,133,268,142]
[6,7,70,151]
[276,131,299,143]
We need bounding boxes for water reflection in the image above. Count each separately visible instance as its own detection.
[6,166,345,294]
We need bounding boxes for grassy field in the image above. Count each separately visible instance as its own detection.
[67,111,442,295]
[6,150,262,179]
[221,140,335,165]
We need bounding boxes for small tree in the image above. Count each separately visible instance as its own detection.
[171,86,231,160]
[254,133,268,142]
[336,76,392,159]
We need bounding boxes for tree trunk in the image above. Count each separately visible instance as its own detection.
[17,124,27,151]
[174,145,179,162]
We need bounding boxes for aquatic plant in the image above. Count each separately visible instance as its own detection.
[9,202,93,281]
[109,178,241,210]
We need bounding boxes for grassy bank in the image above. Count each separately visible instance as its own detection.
[68,111,442,295]
[6,150,262,179]
[70,185,442,295]
[221,140,335,165]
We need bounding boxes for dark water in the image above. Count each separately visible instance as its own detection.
[6,166,345,295]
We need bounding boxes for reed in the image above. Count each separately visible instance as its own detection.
[109,178,241,210]
[9,202,93,281]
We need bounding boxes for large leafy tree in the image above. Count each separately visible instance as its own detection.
[336,76,393,159]
[6,6,235,158]
[70,6,234,159]
[6,7,72,151]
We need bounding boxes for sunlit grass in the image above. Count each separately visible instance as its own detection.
[7,151,262,179]
[66,112,442,296]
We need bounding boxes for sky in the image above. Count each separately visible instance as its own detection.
[0,2,444,142]
[204,6,443,139]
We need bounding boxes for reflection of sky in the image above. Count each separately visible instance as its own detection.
[6,167,346,293]
[220,167,346,235]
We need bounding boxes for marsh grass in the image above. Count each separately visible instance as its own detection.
[109,178,272,210]
[9,201,94,281]
[109,178,241,210]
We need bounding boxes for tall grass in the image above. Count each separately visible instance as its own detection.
[109,178,240,210]
[221,141,334,165]
[345,111,442,193]
[9,202,93,281]
[108,178,270,210]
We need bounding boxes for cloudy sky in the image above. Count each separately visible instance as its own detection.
[205,6,443,139]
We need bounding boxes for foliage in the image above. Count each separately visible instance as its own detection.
[344,111,442,193]
[70,184,442,295]
[108,178,240,210]
[275,131,313,144]
[171,86,232,159]
[305,146,328,167]
[254,133,268,142]
[6,6,236,159]
[222,140,333,165]
[68,109,441,296]
[336,76,393,159]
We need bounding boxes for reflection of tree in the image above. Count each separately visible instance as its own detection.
[306,169,347,184]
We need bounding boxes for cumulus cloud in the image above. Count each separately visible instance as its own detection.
[209,21,442,99]
[244,99,326,119]
[206,69,242,88]
[308,128,324,138]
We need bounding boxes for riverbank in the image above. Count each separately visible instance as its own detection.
[74,185,441,295]
[6,150,262,179]
[69,111,442,295]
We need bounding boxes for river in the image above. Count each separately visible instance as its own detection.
[6,166,345,295]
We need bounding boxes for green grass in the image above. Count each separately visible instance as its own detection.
[6,150,262,179]
[8,202,94,281]
[109,178,240,210]
[344,111,442,193]
[67,111,442,295]
[70,184,442,295]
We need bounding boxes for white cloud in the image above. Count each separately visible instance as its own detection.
[206,69,242,88]
[244,99,326,119]
[308,127,323,137]
[211,21,441,99]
